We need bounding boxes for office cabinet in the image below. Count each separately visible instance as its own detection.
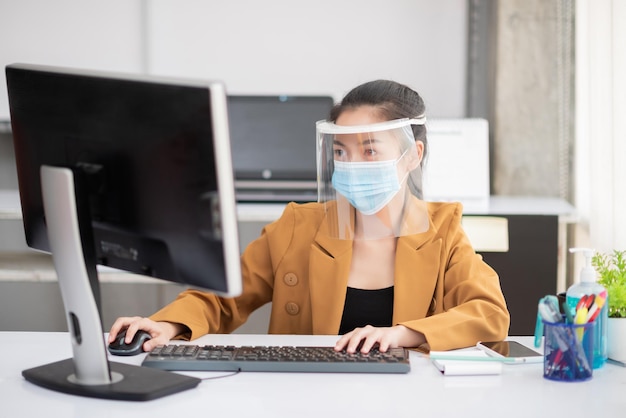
[475,214,560,335]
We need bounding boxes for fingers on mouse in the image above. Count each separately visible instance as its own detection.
[107,329,152,356]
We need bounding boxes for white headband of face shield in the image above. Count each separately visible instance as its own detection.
[315,116,426,135]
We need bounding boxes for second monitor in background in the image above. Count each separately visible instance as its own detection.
[229,95,334,203]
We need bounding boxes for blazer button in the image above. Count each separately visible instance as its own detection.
[285,302,300,315]
[283,273,298,286]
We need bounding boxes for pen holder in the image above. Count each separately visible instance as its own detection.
[543,320,594,382]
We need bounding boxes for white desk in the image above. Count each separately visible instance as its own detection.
[1,333,625,417]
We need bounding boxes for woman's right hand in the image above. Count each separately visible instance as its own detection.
[108,316,185,352]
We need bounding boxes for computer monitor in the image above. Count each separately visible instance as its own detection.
[228,94,333,202]
[6,63,242,400]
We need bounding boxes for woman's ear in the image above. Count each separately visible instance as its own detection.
[407,141,424,170]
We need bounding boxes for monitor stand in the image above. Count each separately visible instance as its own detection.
[22,166,200,401]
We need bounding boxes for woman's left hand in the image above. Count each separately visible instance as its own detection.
[334,324,426,353]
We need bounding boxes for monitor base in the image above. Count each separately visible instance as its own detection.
[23,358,201,401]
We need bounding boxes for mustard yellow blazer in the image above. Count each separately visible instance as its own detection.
[150,201,510,351]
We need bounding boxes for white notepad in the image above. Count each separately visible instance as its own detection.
[430,349,503,376]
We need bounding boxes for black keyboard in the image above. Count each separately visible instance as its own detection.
[142,345,411,374]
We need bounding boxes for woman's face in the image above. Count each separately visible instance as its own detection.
[333,106,424,165]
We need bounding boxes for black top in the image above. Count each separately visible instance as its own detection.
[338,286,394,335]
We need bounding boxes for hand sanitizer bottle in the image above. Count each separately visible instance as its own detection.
[566,247,608,369]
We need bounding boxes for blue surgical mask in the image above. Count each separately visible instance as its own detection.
[331,152,408,215]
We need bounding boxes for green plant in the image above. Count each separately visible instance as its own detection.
[592,250,626,318]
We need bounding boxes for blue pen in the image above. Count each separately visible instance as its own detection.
[535,296,563,347]
[562,301,574,324]
[533,311,543,348]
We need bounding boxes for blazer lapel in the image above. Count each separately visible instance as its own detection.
[393,227,442,324]
[309,214,352,335]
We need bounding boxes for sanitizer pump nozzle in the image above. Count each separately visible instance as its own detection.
[569,247,596,283]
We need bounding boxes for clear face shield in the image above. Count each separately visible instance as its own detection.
[316,118,429,240]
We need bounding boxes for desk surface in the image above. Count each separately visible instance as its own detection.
[1,332,625,417]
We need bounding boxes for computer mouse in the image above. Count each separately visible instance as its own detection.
[107,329,152,356]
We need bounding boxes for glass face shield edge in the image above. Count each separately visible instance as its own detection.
[316,118,429,240]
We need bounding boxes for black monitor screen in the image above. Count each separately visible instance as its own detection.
[7,64,241,296]
[228,95,334,181]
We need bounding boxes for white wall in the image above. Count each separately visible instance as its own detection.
[0,0,145,120]
[0,0,468,121]
[145,0,468,117]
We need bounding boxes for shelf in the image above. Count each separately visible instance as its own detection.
[0,251,171,284]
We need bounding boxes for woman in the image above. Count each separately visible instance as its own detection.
[109,80,509,354]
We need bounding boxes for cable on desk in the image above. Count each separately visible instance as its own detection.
[200,369,241,381]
